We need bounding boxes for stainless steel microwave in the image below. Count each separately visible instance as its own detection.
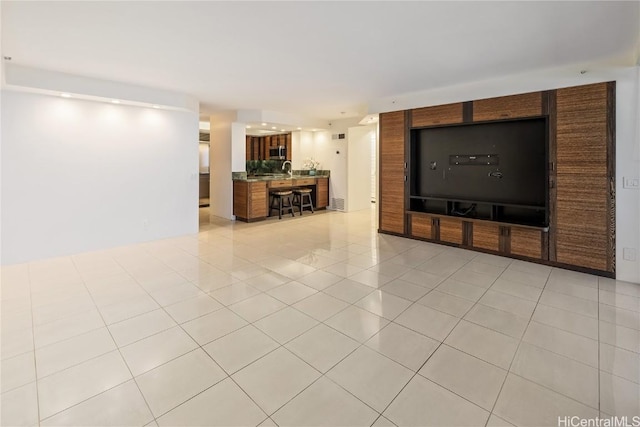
[269,146,286,159]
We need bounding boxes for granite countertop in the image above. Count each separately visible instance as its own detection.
[233,170,330,182]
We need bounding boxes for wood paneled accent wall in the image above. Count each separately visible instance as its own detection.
[411,103,463,127]
[379,111,407,234]
[554,83,614,272]
[378,81,616,276]
[473,92,542,121]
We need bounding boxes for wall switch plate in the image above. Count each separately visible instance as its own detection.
[623,247,637,261]
[622,176,639,189]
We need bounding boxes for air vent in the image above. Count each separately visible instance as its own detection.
[331,133,346,140]
[331,197,345,211]
[199,132,210,142]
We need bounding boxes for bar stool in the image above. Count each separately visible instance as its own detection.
[292,187,314,215]
[270,190,295,219]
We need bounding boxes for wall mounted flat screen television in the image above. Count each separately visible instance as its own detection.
[411,117,548,208]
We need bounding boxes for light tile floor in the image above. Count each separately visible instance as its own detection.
[2,206,639,426]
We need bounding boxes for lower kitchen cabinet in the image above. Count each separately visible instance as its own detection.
[233,181,267,222]
[316,177,329,209]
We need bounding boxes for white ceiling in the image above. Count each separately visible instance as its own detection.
[2,1,638,120]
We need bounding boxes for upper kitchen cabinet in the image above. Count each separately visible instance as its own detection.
[246,133,292,161]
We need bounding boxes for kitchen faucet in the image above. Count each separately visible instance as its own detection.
[282,160,293,177]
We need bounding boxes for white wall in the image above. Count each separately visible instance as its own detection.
[231,122,246,172]
[347,124,375,212]
[208,113,246,220]
[0,90,199,265]
[209,112,234,219]
[292,119,376,212]
[198,143,209,173]
[370,65,640,284]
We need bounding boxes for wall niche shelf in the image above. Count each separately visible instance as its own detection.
[408,196,548,229]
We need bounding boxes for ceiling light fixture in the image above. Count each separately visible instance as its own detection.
[271,126,276,130]
[111,99,120,104]
[280,129,285,132]
[297,127,302,130]
[152,105,160,109]
[61,93,71,98]
[246,125,251,129]
[261,122,267,126]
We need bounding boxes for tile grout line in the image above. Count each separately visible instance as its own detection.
[62,255,157,426]
[12,219,629,426]
[364,253,500,425]
[137,245,309,425]
[484,265,552,425]
[597,276,601,416]
[26,262,42,427]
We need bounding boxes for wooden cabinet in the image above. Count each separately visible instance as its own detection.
[411,103,463,127]
[439,218,464,245]
[472,92,542,122]
[410,214,434,240]
[234,177,330,222]
[246,133,291,161]
[268,179,292,189]
[472,223,501,252]
[382,82,615,275]
[316,177,329,209]
[233,181,267,222]
[379,111,406,234]
[510,227,544,259]
[554,82,614,272]
[408,213,548,261]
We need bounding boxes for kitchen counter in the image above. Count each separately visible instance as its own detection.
[233,172,330,222]
[232,170,330,182]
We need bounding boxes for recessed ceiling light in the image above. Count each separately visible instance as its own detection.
[297,127,302,130]
[261,122,267,126]
[280,129,285,132]
[271,126,276,130]
[152,105,160,109]
[61,93,71,98]
[111,99,120,104]
[312,129,316,132]
[246,125,251,129]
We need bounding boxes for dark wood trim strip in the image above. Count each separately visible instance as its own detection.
[377,114,384,232]
[463,101,473,123]
[541,230,550,260]
[404,110,412,235]
[607,82,616,273]
[545,90,557,262]
[465,222,473,247]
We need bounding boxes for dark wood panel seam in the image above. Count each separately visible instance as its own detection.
[541,231,550,260]
[607,82,616,273]
[377,114,385,232]
[404,110,411,235]
[463,102,473,123]
[546,90,557,262]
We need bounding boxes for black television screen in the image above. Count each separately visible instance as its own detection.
[411,117,547,207]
